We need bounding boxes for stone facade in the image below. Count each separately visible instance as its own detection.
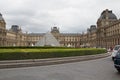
[81,9,120,48]
[0,9,120,48]
[27,27,81,47]
[0,13,6,46]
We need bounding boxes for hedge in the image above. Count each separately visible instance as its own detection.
[0,48,107,60]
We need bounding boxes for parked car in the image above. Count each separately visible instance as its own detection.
[114,49,120,72]
[111,45,120,60]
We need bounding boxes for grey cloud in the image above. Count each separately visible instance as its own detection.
[0,0,120,33]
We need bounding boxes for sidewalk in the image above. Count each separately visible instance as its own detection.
[0,53,111,69]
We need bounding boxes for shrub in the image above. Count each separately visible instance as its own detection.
[0,48,106,60]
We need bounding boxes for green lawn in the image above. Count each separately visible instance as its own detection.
[0,48,104,53]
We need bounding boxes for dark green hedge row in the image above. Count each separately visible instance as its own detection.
[0,49,106,60]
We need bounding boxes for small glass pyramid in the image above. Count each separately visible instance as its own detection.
[35,32,60,46]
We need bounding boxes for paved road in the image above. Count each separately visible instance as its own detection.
[0,57,120,80]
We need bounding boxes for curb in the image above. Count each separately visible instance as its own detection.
[0,53,111,69]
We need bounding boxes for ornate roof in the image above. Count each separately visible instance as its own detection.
[0,13,4,20]
[99,9,117,20]
[51,27,59,33]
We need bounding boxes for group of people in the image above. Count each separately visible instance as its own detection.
[107,46,113,52]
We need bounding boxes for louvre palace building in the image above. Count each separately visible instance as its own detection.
[0,9,120,48]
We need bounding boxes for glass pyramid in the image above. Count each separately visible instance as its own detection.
[35,32,60,46]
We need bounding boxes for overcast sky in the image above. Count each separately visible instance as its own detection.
[0,0,120,33]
